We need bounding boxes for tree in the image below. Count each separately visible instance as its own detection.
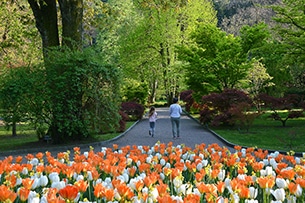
[242,59,274,98]
[239,22,292,97]
[177,24,251,98]
[119,0,217,104]
[23,0,123,143]
[272,0,305,93]
[0,1,41,67]
[256,93,304,127]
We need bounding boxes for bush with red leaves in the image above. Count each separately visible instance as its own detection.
[199,89,253,126]
[121,101,145,121]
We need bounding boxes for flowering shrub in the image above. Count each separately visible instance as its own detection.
[1,142,305,203]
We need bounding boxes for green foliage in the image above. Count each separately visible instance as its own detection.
[119,0,217,103]
[0,1,42,68]
[177,24,251,96]
[240,59,274,97]
[0,66,47,137]
[45,47,121,143]
[271,0,305,94]
[122,79,148,104]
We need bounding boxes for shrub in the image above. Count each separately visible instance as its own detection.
[180,90,194,112]
[121,101,145,121]
[200,89,253,126]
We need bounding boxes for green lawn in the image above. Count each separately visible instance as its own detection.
[208,113,305,153]
[0,122,134,153]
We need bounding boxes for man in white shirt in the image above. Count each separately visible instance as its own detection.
[169,97,182,139]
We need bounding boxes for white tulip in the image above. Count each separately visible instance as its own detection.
[160,173,165,180]
[176,184,186,195]
[84,151,88,158]
[249,187,258,199]
[295,184,303,197]
[76,174,84,181]
[171,195,183,202]
[276,178,287,188]
[271,188,285,201]
[87,171,93,181]
[39,175,48,187]
[31,178,39,189]
[150,187,159,201]
[196,162,203,171]
[16,177,22,186]
[218,169,226,181]
[266,166,273,176]
[286,195,297,203]
[173,177,183,188]
[30,158,39,166]
[40,196,48,203]
[49,172,60,183]
[51,180,66,190]
[202,159,208,167]
[146,156,152,164]
[295,157,300,164]
[22,167,28,175]
[28,191,39,203]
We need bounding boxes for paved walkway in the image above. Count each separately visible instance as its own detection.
[0,107,235,160]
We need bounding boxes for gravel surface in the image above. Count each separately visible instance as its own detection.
[0,107,235,160]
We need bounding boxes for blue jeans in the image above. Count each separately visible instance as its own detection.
[149,122,155,135]
[171,117,180,137]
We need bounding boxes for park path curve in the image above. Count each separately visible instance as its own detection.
[0,107,235,160]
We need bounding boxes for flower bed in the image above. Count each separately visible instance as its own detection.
[0,142,305,203]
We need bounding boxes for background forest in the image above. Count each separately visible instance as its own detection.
[0,0,304,143]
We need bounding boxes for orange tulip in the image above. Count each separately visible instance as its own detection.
[184,193,201,203]
[156,182,168,197]
[74,179,88,193]
[280,169,295,180]
[104,188,115,201]
[59,185,79,201]
[93,183,105,198]
[288,182,298,195]
[0,185,17,202]
[22,178,34,190]
[256,176,275,189]
[15,156,23,163]
[239,185,250,199]
[17,187,30,202]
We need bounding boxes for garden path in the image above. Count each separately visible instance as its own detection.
[0,107,235,160]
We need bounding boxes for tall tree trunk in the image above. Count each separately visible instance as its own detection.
[27,0,60,59]
[58,0,83,50]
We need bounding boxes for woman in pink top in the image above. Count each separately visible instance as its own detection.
[148,106,157,137]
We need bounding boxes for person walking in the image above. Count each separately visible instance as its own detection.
[169,97,182,139]
[148,106,157,137]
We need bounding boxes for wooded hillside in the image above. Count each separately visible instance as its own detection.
[213,0,281,35]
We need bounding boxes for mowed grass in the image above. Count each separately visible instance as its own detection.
[210,112,305,153]
[0,122,134,153]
